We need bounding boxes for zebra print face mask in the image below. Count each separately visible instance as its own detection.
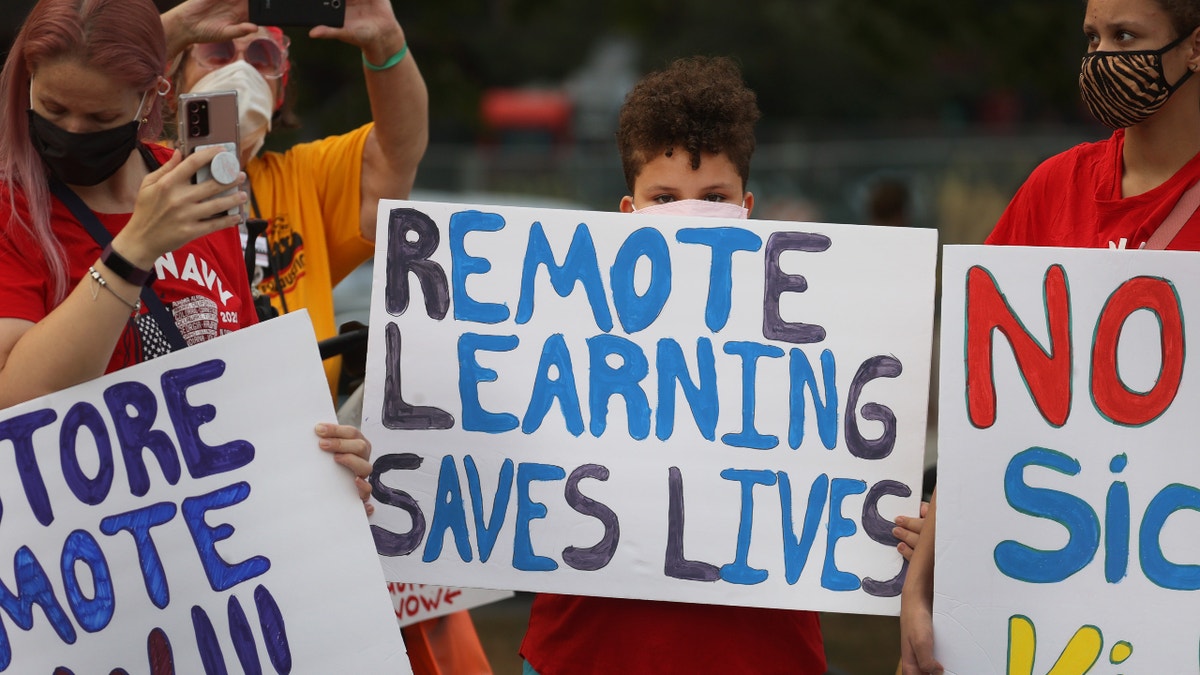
[1079,32,1193,129]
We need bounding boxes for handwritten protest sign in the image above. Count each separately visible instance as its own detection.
[935,246,1200,672]
[0,311,409,673]
[388,583,513,628]
[362,200,937,614]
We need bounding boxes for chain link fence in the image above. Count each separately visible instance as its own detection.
[412,129,1102,245]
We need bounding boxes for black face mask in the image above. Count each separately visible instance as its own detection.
[27,109,140,186]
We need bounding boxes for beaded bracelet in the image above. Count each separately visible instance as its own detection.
[363,42,408,71]
[88,265,142,317]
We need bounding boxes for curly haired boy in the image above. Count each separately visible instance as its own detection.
[616,55,758,212]
[518,55,828,675]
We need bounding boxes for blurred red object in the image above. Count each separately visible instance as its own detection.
[480,88,572,143]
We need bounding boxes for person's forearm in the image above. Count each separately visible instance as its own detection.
[358,24,429,239]
[365,50,429,175]
[0,268,140,408]
[899,487,942,674]
[903,487,937,602]
[160,6,191,66]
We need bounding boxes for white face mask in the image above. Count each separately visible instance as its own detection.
[190,60,274,160]
[632,199,749,219]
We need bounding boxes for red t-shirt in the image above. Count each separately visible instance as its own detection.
[987,128,1200,250]
[520,594,826,675]
[0,143,257,372]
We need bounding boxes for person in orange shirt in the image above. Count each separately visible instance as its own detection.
[160,1,491,672]
[162,0,426,398]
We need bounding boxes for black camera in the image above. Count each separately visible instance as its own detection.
[249,0,345,28]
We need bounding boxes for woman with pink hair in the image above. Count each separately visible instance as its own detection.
[0,0,373,501]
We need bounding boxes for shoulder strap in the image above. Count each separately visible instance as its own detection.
[247,185,289,314]
[48,174,188,351]
[1146,178,1200,250]
[137,143,162,170]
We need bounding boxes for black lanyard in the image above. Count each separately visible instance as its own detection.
[48,147,188,351]
[247,186,288,314]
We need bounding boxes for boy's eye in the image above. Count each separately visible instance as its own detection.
[652,195,676,204]
[704,194,727,202]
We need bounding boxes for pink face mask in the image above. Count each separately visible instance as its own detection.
[633,199,748,219]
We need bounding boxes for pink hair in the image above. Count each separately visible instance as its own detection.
[0,0,167,304]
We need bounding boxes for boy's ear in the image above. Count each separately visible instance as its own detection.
[743,192,754,217]
[619,196,636,213]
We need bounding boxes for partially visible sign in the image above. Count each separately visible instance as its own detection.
[363,200,938,615]
[0,311,408,673]
[389,584,513,628]
[936,246,1200,672]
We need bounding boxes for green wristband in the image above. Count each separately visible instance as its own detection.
[363,43,408,71]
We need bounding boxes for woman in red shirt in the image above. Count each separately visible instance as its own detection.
[900,0,1200,672]
[0,0,372,501]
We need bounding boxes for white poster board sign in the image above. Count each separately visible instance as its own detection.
[0,311,409,674]
[362,200,937,615]
[935,245,1200,672]
[388,583,513,628]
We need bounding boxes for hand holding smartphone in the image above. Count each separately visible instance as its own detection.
[248,0,346,28]
[177,90,241,218]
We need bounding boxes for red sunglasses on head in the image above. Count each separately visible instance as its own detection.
[191,36,290,80]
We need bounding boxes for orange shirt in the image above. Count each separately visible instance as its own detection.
[247,124,376,396]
